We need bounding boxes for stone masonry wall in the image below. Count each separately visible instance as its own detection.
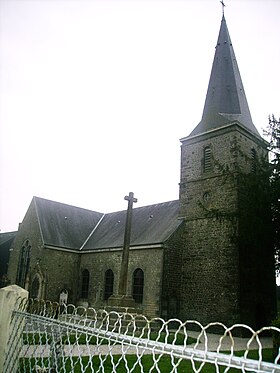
[41,248,80,303]
[181,217,240,325]
[179,127,246,325]
[179,125,276,327]
[8,199,44,289]
[161,223,185,320]
[79,247,164,318]
[7,198,80,303]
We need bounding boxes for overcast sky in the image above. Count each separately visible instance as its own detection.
[0,0,279,233]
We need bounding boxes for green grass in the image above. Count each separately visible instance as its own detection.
[21,332,275,372]
[19,349,275,373]
[23,333,52,345]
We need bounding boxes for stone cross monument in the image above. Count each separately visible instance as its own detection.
[108,192,137,309]
[118,192,137,296]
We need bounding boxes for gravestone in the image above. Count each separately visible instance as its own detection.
[59,289,68,305]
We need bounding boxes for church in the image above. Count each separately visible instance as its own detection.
[6,14,276,329]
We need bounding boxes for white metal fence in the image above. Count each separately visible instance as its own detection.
[4,298,280,372]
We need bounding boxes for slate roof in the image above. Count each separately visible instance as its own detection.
[82,200,181,251]
[189,16,260,138]
[33,197,182,251]
[0,231,17,245]
[34,197,103,250]
[0,231,16,277]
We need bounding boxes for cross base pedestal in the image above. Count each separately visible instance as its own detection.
[107,294,138,314]
[108,294,136,308]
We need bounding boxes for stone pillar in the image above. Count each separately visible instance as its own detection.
[0,285,28,373]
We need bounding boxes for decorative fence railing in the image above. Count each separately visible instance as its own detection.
[3,297,280,372]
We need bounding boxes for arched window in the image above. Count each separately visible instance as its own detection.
[104,269,114,300]
[133,268,144,304]
[16,240,31,288]
[30,276,40,299]
[203,146,213,173]
[251,148,257,173]
[81,269,90,299]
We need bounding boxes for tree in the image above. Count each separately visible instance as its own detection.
[264,115,280,274]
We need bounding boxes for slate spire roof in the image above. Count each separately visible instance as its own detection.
[189,15,260,138]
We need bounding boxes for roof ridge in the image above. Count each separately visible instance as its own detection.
[79,213,105,250]
[106,199,179,215]
[33,196,103,215]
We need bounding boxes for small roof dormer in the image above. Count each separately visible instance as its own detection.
[188,15,260,139]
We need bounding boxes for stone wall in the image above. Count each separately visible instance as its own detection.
[179,124,276,327]
[79,247,164,318]
[8,199,44,289]
[180,217,240,325]
[41,248,80,303]
[161,223,184,320]
[7,198,80,303]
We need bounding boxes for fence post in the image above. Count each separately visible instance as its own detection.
[0,285,28,373]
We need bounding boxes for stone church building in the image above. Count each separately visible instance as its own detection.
[7,15,276,328]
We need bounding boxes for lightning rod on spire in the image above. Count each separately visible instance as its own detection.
[220,0,226,16]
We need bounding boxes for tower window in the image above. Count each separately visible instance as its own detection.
[16,240,31,288]
[251,148,257,173]
[133,268,144,304]
[104,269,114,300]
[203,146,213,173]
[81,269,90,299]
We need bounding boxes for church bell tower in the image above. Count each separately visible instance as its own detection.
[179,15,276,327]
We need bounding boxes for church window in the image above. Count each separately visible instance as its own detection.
[81,269,90,299]
[30,276,40,298]
[251,148,257,173]
[16,240,31,288]
[203,146,213,173]
[133,268,144,304]
[104,269,114,300]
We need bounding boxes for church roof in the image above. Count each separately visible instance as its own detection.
[33,197,181,251]
[34,197,103,250]
[0,231,17,245]
[82,200,181,251]
[0,231,16,277]
[189,15,260,138]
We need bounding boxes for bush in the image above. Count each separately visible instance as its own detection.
[271,318,280,362]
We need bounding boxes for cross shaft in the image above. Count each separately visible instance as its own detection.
[118,192,137,296]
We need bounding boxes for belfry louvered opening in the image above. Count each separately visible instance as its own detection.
[203,146,213,172]
[251,148,257,173]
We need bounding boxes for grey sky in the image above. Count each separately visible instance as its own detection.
[0,0,279,232]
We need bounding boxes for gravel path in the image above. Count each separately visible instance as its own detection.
[20,333,273,358]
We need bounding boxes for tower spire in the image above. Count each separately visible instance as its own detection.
[188,14,260,138]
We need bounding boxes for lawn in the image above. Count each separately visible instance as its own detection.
[20,331,277,372]
[19,349,275,372]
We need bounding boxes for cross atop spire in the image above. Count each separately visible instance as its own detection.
[220,0,226,16]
